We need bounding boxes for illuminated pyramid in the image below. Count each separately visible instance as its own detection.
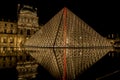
[24,7,113,80]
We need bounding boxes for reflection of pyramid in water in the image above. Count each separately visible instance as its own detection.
[24,7,113,80]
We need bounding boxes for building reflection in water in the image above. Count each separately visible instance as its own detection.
[0,64,56,80]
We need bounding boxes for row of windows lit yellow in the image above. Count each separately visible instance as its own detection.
[0,56,29,61]
[0,62,16,68]
[0,29,16,34]
[0,56,32,68]
[0,37,14,43]
[19,16,38,23]
[17,67,37,73]
[0,28,37,35]
[1,47,16,51]
[0,22,16,27]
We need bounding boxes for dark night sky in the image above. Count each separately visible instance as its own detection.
[0,0,119,37]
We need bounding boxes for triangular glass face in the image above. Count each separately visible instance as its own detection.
[25,7,111,47]
[24,7,113,79]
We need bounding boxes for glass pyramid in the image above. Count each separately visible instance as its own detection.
[24,7,113,80]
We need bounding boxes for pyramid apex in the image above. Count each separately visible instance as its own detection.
[63,7,69,10]
[63,6,67,9]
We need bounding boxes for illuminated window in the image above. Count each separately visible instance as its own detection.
[3,38,7,43]
[9,37,14,43]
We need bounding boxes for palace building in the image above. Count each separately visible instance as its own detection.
[0,3,39,79]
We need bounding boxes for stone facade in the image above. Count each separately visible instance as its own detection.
[0,3,40,79]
